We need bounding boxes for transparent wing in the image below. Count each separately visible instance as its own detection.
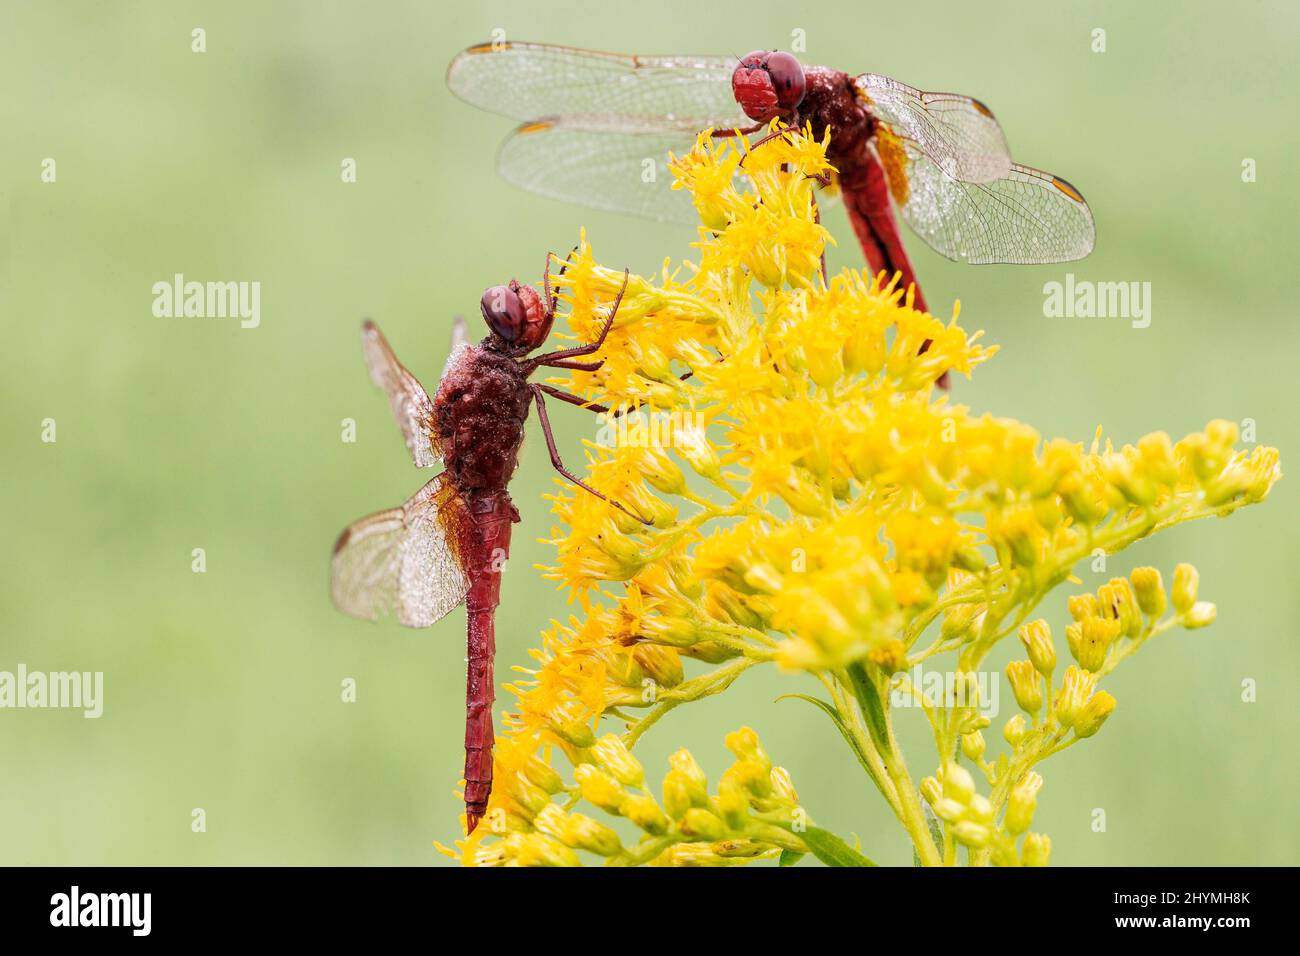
[855,73,1012,184]
[496,116,720,224]
[331,474,471,629]
[891,141,1095,264]
[361,320,440,468]
[447,41,746,128]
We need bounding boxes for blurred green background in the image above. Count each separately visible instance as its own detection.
[1,0,1296,866]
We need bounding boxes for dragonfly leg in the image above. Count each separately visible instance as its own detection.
[525,269,629,373]
[530,384,652,526]
[543,245,581,315]
[813,192,827,287]
[535,383,610,415]
[541,358,604,372]
[710,122,765,139]
[539,371,696,420]
[740,110,804,159]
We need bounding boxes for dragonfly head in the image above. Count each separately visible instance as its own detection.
[732,51,806,123]
[481,280,552,352]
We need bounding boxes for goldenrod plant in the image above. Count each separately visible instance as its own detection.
[441,127,1281,866]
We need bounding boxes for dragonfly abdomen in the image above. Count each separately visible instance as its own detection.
[461,491,518,834]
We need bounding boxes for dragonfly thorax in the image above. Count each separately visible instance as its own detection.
[434,347,531,494]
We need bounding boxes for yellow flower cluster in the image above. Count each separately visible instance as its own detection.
[449,126,1280,866]
[920,563,1218,866]
[443,727,810,867]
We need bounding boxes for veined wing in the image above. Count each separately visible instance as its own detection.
[855,73,1012,184]
[887,138,1095,264]
[497,116,719,225]
[362,320,440,468]
[447,41,746,129]
[331,474,472,629]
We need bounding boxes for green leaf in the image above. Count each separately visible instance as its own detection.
[847,662,893,758]
[778,848,804,867]
[798,826,878,867]
[776,693,880,783]
[766,818,879,867]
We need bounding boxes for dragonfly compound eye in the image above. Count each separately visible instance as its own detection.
[480,284,527,341]
[764,51,806,112]
[732,50,805,122]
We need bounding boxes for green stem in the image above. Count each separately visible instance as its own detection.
[622,657,757,747]
[881,712,942,867]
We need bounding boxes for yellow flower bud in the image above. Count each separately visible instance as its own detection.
[674,418,721,481]
[1130,566,1167,617]
[769,766,799,805]
[531,802,569,841]
[520,755,566,795]
[1065,621,1083,661]
[633,644,684,689]
[990,833,1020,868]
[724,760,773,797]
[968,793,994,824]
[1003,714,1027,747]
[942,763,976,804]
[560,813,622,856]
[1018,619,1056,676]
[716,780,749,829]
[725,726,769,764]
[1137,431,1179,485]
[1075,615,1119,672]
[1005,772,1043,834]
[680,807,729,841]
[666,556,703,600]
[1021,832,1051,867]
[941,603,980,642]
[553,720,597,748]
[663,770,694,819]
[1006,660,1042,714]
[1097,578,1139,637]
[591,734,645,787]
[1172,563,1199,614]
[506,773,559,821]
[1246,446,1281,501]
[868,638,908,674]
[952,820,992,848]
[654,843,729,866]
[668,749,709,804]
[1184,601,1217,629]
[591,520,648,572]
[1053,665,1098,729]
[920,776,942,805]
[513,832,582,867]
[1068,593,1100,622]
[574,765,627,815]
[705,583,766,630]
[636,446,687,496]
[621,793,670,835]
[933,798,966,823]
[961,731,986,761]
[1073,690,1117,738]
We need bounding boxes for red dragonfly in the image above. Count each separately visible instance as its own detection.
[446,42,1096,317]
[330,256,638,834]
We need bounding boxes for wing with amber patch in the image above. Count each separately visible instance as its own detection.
[331,474,472,628]
[855,73,1012,184]
[888,138,1096,264]
[361,320,440,468]
[447,41,745,127]
[496,115,723,224]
